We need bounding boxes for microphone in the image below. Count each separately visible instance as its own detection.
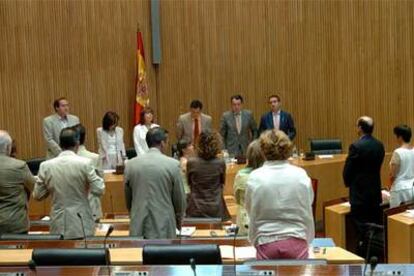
[369,256,378,276]
[103,225,114,249]
[362,223,381,276]
[28,259,36,271]
[77,212,87,248]
[189,257,196,276]
[232,225,240,274]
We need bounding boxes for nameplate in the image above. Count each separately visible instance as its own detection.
[74,242,118,249]
[0,273,26,276]
[112,272,149,276]
[0,244,25,249]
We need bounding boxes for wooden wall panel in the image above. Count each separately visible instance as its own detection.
[1,0,414,160]
[0,0,155,159]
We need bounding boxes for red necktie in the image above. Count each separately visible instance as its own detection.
[193,118,200,144]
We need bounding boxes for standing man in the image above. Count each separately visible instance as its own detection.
[43,97,80,159]
[0,130,36,235]
[33,128,105,239]
[220,95,258,156]
[343,116,385,255]
[125,127,186,239]
[258,94,296,140]
[176,100,212,144]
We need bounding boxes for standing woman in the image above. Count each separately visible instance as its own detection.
[389,125,414,207]
[133,107,159,155]
[186,131,231,221]
[97,111,126,170]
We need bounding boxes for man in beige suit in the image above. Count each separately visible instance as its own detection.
[43,97,80,159]
[33,128,104,239]
[125,127,186,239]
[0,130,36,235]
[176,100,212,144]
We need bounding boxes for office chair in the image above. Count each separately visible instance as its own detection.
[25,157,46,175]
[309,139,342,155]
[31,248,108,266]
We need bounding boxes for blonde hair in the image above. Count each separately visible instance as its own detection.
[246,140,265,169]
[259,130,293,161]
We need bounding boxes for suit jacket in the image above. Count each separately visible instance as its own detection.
[176,112,212,143]
[343,135,385,208]
[258,110,296,140]
[125,148,186,239]
[96,127,126,169]
[43,114,80,159]
[77,145,103,220]
[220,110,258,155]
[0,155,36,235]
[33,151,105,239]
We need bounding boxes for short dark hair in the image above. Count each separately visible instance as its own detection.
[394,124,412,143]
[190,100,203,110]
[177,139,191,158]
[53,97,67,112]
[59,128,79,150]
[71,124,86,145]
[230,95,244,103]
[268,95,281,102]
[146,127,168,148]
[357,118,374,134]
[102,111,119,131]
[139,107,154,125]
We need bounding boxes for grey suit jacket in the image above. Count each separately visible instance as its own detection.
[43,114,80,159]
[0,155,36,235]
[33,151,105,239]
[220,110,258,155]
[176,112,212,143]
[125,148,186,239]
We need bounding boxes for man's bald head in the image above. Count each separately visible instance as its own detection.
[0,130,12,155]
[357,116,374,135]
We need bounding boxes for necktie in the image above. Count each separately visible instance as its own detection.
[235,114,241,134]
[193,118,200,144]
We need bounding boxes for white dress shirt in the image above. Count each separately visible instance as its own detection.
[133,123,159,155]
[245,160,315,246]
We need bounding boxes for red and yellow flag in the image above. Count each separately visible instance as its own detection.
[134,29,149,125]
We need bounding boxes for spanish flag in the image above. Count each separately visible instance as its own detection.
[134,29,149,125]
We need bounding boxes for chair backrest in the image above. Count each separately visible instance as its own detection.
[309,139,342,155]
[0,233,63,241]
[142,244,222,265]
[244,259,328,266]
[125,148,137,160]
[311,178,318,219]
[25,157,46,175]
[32,248,108,266]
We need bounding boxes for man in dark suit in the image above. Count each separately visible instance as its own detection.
[343,116,385,256]
[258,95,296,140]
[220,94,258,156]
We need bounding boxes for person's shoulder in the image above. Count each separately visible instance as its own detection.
[243,109,253,116]
[178,112,190,120]
[68,114,79,121]
[3,156,27,169]
[288,164,308,175]
[260,111,271,119]
[201,113,212,120]
[43,114,56,123]
[222,111,232,117]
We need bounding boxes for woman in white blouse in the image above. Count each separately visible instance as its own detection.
[389,124,414,207]
[245,130,314,260]
[97,111,126,170]
[133,107,159,155]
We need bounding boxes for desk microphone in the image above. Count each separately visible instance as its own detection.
[362,223,381,275]
[77,212,87,248]
[189,257,196,276]
[28,259,36,271]
[369,256,378,276]
[232,225,240,274]
[104,225,114,249]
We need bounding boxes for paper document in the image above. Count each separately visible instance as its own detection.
[176,227,196,237]
[220,245,256,260]
[340,202,351,207]
[318,155,334,159]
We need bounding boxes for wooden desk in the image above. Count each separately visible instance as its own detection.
[324,203,350,248]
[388,212,414,263]
[0,246,363,266]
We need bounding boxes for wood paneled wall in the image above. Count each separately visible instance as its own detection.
[1,0,414,159]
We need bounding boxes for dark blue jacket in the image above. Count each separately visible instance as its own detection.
[258,110,296,140]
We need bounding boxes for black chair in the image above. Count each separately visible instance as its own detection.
[143,244,222,265]
[26,157,46,175]
[309,138,342,155]
[125,148,137,160]
[0,233,63,241]
[32,248,108,266]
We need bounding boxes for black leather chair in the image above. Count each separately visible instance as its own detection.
[125,148,137,160]
[0,233,63,241]
[32,248,108,266]
[309,138,342,155]
[143,244,222,265]
[26,157,46,175]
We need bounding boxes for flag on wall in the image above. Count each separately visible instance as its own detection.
[134,28,149,125]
